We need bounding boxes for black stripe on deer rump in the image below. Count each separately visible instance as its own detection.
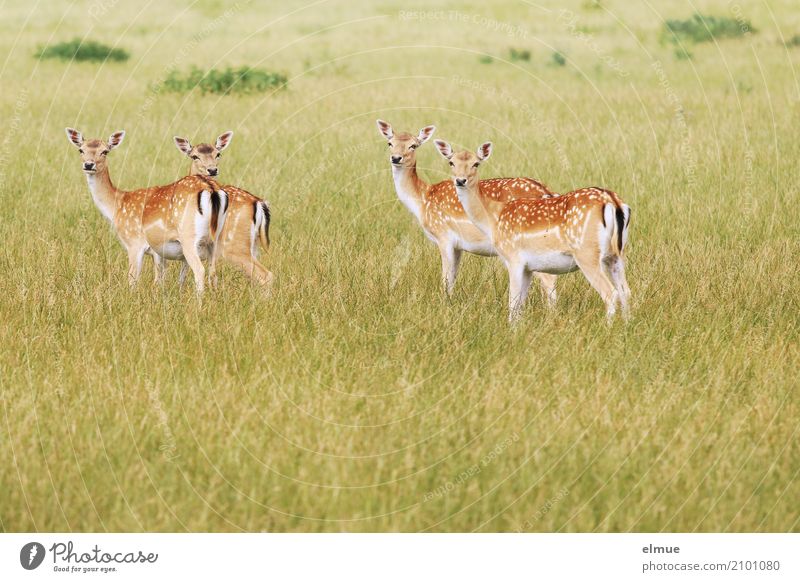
[261,202,271,245]
[210,191,222,234]
[615,206,625,252]
[197,190,205,214]
[251,199,270,221]
[196,189,223,231]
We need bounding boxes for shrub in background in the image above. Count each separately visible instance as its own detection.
[664,13,753,44]
[551,51,567,67]
[162,66,288,95]
[36,38,130,63]
[509,48,531,62]
[674,46,693,60]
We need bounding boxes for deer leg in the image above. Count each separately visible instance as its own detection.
[152,253,167,286]
[225,252,274,290]
[248,232,274,289]
[605,255,631,321]
[575,252,618,321]
[253,263,275,291]
[178,260,189,289]
[534,272,558,309]
[208,244,219,290]
[127,245,148,287]
[183,246,205,295]
[507,262,533,323]
[439,243,462,297]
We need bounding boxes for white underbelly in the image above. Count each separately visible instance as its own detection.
[522,251,578,274]
[457,238,496,257]
[157,241,184,260]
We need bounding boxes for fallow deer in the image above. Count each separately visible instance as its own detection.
[435,139,631,322]
[173,131,273,288]
[376,120,557,303]
[65,128,227,293]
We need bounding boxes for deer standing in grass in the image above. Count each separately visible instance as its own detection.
[376,120,558,302]
[173,131,273,288]
[435,139,631,322]
[65,128,227,293]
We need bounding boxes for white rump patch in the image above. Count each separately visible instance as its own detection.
[195,190,213,248]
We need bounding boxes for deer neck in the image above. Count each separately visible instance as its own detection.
[85,166,119,223]
[391,163,428,223]
[455,181,500,238]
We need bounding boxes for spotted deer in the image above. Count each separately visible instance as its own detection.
[435,139,631,322]
[173,131,273,288]
[376,120,558,302]
[65,128,227,293]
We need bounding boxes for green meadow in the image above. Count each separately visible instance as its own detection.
[0,0,798,532]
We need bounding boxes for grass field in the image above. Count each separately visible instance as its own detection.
[1,0,798,532]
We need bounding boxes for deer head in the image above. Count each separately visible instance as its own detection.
[434,140,492,189]
[173,130,233,178]
[65,128,125,174]
[376,120,435,169]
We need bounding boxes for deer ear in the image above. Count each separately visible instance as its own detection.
[65,127,83,149]
[417,125,436,145]
[215,130,233,152]
[376,119,393,140]
[107,130,126,151]
[476,142,493,161]
[174,136,193,156]
[434,139,453,160]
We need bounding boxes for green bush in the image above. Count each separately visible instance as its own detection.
[36,38,129,63]
[551,50,567,67]
[161,66,288,95]
[509,48,531,62]
[478,55,493,64]
[663,13,753,44]
[785,34,800,47]
[674,46,693,61]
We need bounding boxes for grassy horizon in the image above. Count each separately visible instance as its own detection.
[0,0,798,532]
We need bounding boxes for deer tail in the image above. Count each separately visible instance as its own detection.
[603,201,631,256]
[207,189,229,242]
[254,200,271,253]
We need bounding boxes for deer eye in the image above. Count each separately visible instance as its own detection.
[473,162,480,168]
[216,153,221,159]
[101,150,109,156]
[78,149,84,154]
[449,161,454,167]
[191,155,200,160]
[410,144,417,149]
[387,142,393,147]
